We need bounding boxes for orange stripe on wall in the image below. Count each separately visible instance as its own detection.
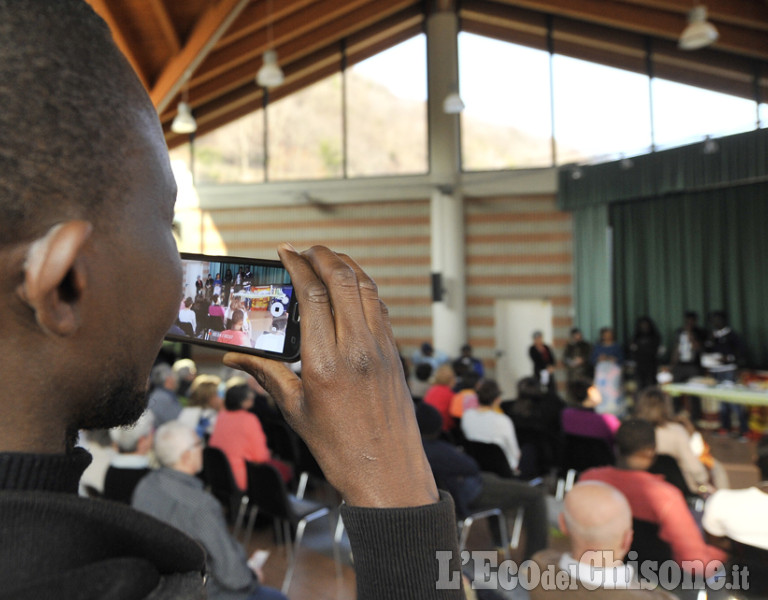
[390,316,433,327]
[466,232,572,244]
[468,274,572,286]
[227,235,431,250]
[466,212,571,224]
[466,295,572,307]
[381,296,432,306]
[466,253,571,265]
[358,256,430,267]
[213,215,430,232]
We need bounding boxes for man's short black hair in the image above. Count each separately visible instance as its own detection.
[615,418,656,457]
[684,310,698,320]
[568,379,591,404]
[477,379,501,406]
[224,384,252,412]
[415,363,433,382]
[0,0,154,246]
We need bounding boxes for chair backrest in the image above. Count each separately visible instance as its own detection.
[648,454,693,498]
[203,446,241,509]
[262,419,299,465]
[630,518,673,570]
[205,314,225,332]
[560,434,615,475]
[728,538,768,595]
[178,321,195,337]
[464,440,514,478]
[245,461,292,521]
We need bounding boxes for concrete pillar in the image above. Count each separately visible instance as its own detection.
[427,6,467,357]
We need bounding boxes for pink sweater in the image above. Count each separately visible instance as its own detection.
[209,409,270,490]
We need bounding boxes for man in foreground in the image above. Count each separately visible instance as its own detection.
[529,481,677,598]
[0,2,461,598]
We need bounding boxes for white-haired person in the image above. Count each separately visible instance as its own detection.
[103,410,154,504]
[132,421,286,600]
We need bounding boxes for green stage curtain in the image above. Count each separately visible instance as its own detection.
[610,183,768,367]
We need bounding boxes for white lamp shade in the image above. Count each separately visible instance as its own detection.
[171,101,197,134]
[443,91,465,114]
[679,5,719,50]
[257,49,285,88]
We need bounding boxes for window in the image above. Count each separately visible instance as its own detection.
[267,74,343,180]
[651,78,757,150]
[552,55,652,164]
[346,35,428,176]
[459,33,553,170]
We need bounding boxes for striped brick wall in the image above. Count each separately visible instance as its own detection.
[184,193,573,379]
[464,194,574,378]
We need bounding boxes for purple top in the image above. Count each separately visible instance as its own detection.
[561,406,620,447]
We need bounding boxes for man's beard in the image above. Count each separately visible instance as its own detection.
[69,367,149,446]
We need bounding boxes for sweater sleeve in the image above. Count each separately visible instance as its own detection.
[340,492,465,599]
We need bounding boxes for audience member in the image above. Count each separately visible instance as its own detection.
[417,403,548,559]
[133,422,286,600]
[703,311,748,437]
[580,419,726,577]
[670,311,706,420]
[591,327,625,415]
[219,309,251,348]
[452,343,484,383]
[462,379,521,474]
[633,387,712,494]
[178,297,197,334]
[209,293,226,324]
[529,481,677,598]
[0,2,463,597]
[172,357,198,401]
[629,316,662,391]
[563,328,592,399]
[77,428,116,497]
[209,384,291,489]
[254,317,288,353]
[424,364,458,432]
[409,362,434,402]
[561,380,620,448]
[412,341,450,371]
[178,374,223,439]
[103,410,154,504]
[449,371,480,420]
[529,330,557,393]
[702,435,768,550]
[147,362,182,427]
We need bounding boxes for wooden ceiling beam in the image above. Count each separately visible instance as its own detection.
[487,0,768,61]
[216,0,319,47]
[617,0,768,31]
[182,4,423,113]
[150,0,251,115]
[148,0,181,55]
[193,0,388,87]
[86,0,150,90]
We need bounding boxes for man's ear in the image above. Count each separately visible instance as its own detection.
[19,221,93,337]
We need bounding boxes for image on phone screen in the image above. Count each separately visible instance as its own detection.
[165,253,300,361]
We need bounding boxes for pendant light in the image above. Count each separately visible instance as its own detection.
[171,77,197,134]
[679,5,719,50]
[256,0,284,88]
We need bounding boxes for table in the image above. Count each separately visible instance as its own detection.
[663,383,768,407]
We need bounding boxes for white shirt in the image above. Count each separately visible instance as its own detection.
[461,408,520,471]
[178,308,196,333]
[702,486,768,550]
[558,552,637,589]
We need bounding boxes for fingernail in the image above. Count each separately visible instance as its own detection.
[278,242,297,254]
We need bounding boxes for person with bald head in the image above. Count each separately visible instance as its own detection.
[529,481,677,599]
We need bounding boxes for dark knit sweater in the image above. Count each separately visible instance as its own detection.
[0,449,464,599]
[0,448,206,600]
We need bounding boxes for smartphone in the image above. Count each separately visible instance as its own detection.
[165,252,300,362]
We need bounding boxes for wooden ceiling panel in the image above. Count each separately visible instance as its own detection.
[87,0,768,147]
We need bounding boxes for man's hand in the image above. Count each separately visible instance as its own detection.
[223,244,439,509]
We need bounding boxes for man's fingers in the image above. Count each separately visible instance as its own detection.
[301,246,369,343]
[277,243,336,352]
[222,352,303,418]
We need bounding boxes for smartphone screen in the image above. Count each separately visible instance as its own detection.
[164,252,301,362]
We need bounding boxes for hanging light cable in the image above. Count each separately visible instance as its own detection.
[171,75,197,134]
[256,0,284,88]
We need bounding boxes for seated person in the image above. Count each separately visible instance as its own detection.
[424,364,458,432]
[449,371,480,421]
[219,308,251,348]
[634,387,713,494]
[254,317,287,353]
[408,362,433,402]
[147,362,182,427]
[462,379,521,474]
[418,402,548,559]
[178,374,223,439]
[133,421,287,600]
[529,481,677,598]
[77,428,116,497]
[702,434,768,551]
[103,410,154,504]
[209,384,292,489]
[561,379,620,448]
[178,297,197,334]
[580,419,726,578]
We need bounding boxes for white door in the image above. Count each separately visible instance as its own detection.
[494,299,553,398]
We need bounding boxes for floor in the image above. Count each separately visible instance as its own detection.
[240,432,762,599]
